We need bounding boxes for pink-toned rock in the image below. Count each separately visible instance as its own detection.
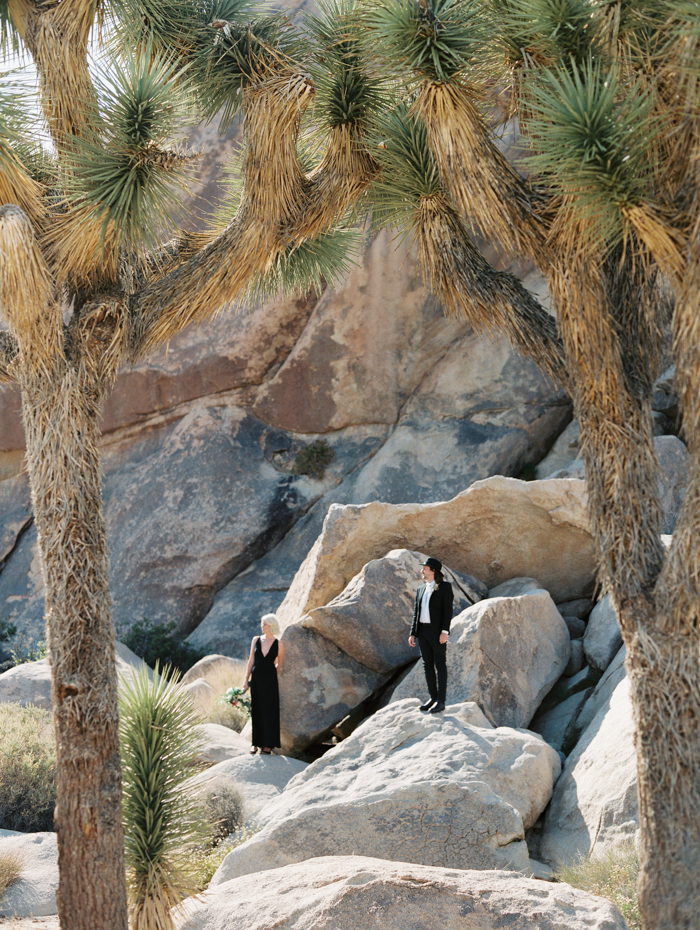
[278,476,595,629]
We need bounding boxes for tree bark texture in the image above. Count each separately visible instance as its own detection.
[18,350,128,930]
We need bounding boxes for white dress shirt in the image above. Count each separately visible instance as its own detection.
[418,581,449,636]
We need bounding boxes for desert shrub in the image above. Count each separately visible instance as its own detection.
[122,618,204,676]
[0,704,56,832]
[0,851,23,897]
[204,786,245,846]
[190,821,259,891]
[556,842,641,930]
[207,701,249,733]
[292,439,335,479]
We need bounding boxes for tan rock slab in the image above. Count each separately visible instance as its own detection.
[175,856,627,930]
[277,476,594,630]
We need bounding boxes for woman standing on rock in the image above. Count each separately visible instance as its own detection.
[244,613,284,754]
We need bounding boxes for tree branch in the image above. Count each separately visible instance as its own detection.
[0,205,62,376]
[127,71,377,361]
[416,196,569,390]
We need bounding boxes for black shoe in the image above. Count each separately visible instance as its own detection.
[419,699,436,712]
[429,701,446,714]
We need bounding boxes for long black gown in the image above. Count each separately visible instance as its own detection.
[250,636,281,749]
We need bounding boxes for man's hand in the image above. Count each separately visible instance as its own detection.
[408,635,416,648]
[439,631,448,645]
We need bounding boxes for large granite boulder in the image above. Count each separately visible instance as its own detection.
[211,699,560,881]
[300,549,484,675]
[193,724,250,765]
[278,624,387,754]
[0,643,152,710]
[277,476,595,630]
[1,230,569,654]
[539,674,638,867]
[0,830,58,918]
[175,856,627,930]
[390,586,570,727]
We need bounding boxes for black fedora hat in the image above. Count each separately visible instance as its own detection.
[422,557,442,572]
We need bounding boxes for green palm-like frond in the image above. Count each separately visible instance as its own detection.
[364,0,486,85]
[304,0,387,134]
[522,57,655,250]
[191,14,302,128]
[120,665,207,929]
[107,0,200,62]
[367,105,441,231]
[61,48,196,251]
[244,226,363,301]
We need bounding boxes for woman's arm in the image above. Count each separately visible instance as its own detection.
[275,640,285,672]
[243,637,258,690]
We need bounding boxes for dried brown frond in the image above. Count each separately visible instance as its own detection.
[672,217,700,447]
[6,0,32,40]
[414,82,548,263]
[134,143,201,172]
[42,202,120,290]
[298,124,377,239]
[415,193,567,388]
[67,296,129,391]
[0,149,46,227]
[622,203,686,290]
[0,331,19,384]
[0,204,61,376]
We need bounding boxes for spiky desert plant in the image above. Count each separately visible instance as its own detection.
[120,665,206,930]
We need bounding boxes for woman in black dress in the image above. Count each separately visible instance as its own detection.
[243,613,284,754]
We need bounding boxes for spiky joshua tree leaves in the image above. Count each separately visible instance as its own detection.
[1,0,699,927]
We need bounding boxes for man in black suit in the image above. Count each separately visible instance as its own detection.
[408,556,453,713]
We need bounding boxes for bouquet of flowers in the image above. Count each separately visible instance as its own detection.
[220,686,252,715]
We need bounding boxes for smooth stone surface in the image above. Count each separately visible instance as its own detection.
[181,655,244,688]
[575,646,627,734]
[556,597,594,620]
[562,615,586,639]
[536,420,580,479]
[539,675,638,867]
[278,624,386,754]
[583,595,622,672]
[181,678,217,718]
[301,549,483,675]
[211,700,560,882]
[194,724,250,765]
[278,477,595,631]
[390,587,570,728]
[0,643,151,710]
[187,754,308,823]
[0,832,58,917]
[175,855,627,930]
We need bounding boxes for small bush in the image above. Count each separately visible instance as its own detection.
[292,439,335,479]
[122,618,205,676]
[0,851,23,897]
[207,702,249,733]
[205,786,245,847]
[200,658,249,733]
[0,704,56,832]
[190,822,260,891]
[556,842,641,930]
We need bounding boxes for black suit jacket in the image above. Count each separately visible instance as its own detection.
[410,581,454,639]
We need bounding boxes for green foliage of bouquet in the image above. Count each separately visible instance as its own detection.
[220,687,252,716]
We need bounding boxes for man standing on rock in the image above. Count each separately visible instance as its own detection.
[408,557,454,714]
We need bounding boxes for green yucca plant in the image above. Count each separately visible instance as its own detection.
[120,665,206,930]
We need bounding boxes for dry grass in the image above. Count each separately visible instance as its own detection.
[0,704,56,833]
[557,842,641,930]
[199,659,249,732]
[0,851,24,898]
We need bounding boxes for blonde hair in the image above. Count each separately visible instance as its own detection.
[261,613,280,636]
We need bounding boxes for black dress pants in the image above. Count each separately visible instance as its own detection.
[417,632,447,703]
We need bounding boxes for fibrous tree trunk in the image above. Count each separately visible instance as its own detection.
[0,207,128,930]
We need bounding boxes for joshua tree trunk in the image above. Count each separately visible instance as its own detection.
[22,374,128,930]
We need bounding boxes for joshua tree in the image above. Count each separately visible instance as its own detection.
[0,0,699,928]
